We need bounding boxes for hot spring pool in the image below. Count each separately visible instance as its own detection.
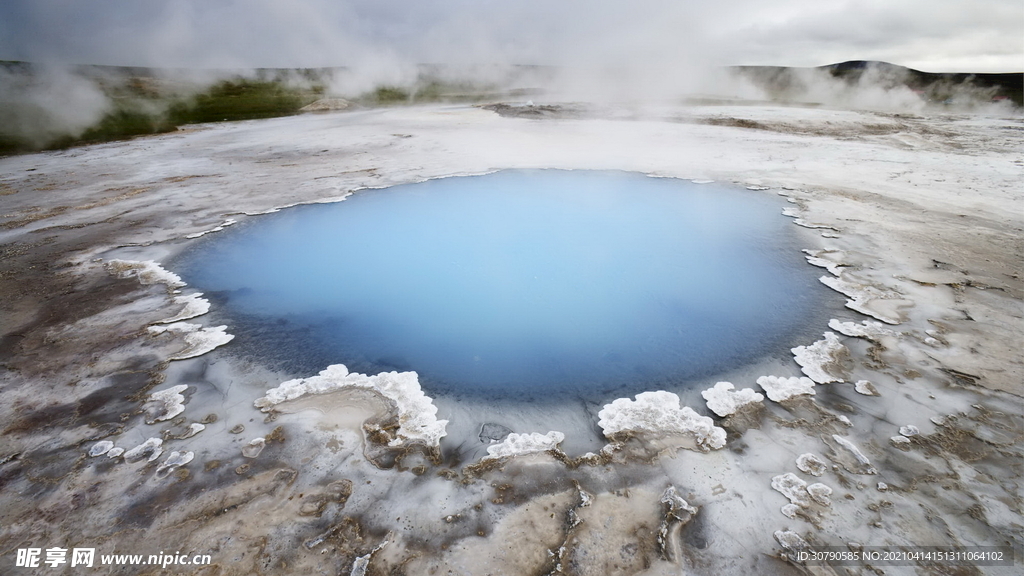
[175,170,829,399]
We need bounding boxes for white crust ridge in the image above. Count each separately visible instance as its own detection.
[756,375,816,402]
[254,364,448,447]
[105,259,185,289]
[700,381,764,417]
[597,391,726,451]
[792,332,846,384]
[483,431,565,460]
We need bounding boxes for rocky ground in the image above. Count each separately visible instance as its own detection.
[0,102,1021,575]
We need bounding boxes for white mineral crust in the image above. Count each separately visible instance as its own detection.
[756,375,816,402]
[796,453,827,477]
[123,437,164,463]
[156,293,211,324]
[147,322,234,360]
[88,440,114,457]
[700,381,764,417]
[597,391,727,451]
[791,332,846,384]
[771,472,810,506]
[255,364,448,447]
[105,259,185,289]
[483,431,565,460]
[828,318,897,340]
[145,384,188,422]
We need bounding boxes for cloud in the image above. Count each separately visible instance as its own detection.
[0,0,1019,72]
[720,0,1023,71]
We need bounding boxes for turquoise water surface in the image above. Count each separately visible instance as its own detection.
[175,170,827,399]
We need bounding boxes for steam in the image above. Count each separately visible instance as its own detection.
[0,0,1019,150]
[0,65,110,148]
[728,63,1018,114]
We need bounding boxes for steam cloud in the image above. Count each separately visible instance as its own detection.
[0,0,1020,149]
[0,65,110,147]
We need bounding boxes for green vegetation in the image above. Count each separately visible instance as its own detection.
[0,70,325,156]
[45,107,176,150]
[167,79,322,124]
[364,86,411,105]
[353,80,505,106]
[0,63,519,156]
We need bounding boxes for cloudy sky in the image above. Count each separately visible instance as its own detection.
[1,0,1021,72]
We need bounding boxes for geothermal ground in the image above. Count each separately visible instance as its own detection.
[0,102,1021,575]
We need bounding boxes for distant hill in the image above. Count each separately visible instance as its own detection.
[732,60,1023,106]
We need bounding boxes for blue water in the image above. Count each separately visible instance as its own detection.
[175,170,827,399]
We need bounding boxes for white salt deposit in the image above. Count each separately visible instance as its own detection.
[349,535,391,576]
[180,423,205,439]
[242,438,266,458]
[802,249,846,277]
[771,473,810,506]
[350,555,370,576]
[899,425,920,437]
[148,322,234,360]
[774,530,809,551]
[700,382,764,417]
[144,384,188,423]
[105,259,185,289]
[483,431,565,460]
[660,486,697,516]
[790,217,838,231]
[781,504,801,519]
[854,380,880,396]
[106,447,124,458]
[597,391,726,451]
[88,440,113,457]
[756,375,816,402]
[891,435,911,445]
[106,259,227,360]
[791,332,846,384]
[828,318,897,340]
[185,218,237,239]
[155,451,194,474]
[255,364,448,447]
[123,437,163,463]
[156,293,211,324]
[832,434,877,474]
[806,483,833,506]
[819,275,902,324]
[795,453,827,477]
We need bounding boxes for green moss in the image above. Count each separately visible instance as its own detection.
[0,65,505,156]
[49,107,176,149]
[368,86,411,105]
[166,79,318,124]
[0,134,33,156]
